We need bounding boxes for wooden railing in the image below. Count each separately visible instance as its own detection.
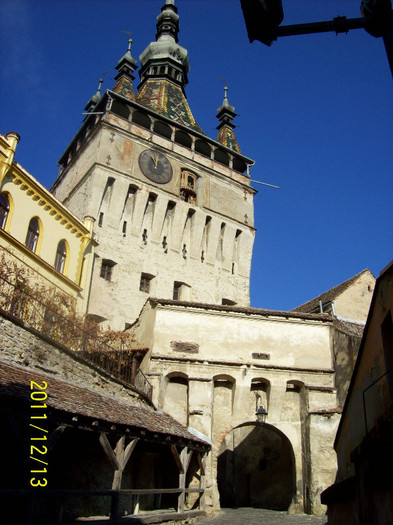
[0,273,152,399]
[0,487,206,524]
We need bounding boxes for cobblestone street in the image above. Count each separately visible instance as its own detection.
[197,508,327,525]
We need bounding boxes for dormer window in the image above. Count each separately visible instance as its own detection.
[180,170,197,204]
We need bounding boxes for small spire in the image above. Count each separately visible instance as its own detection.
[137,0,189,94]
[84,78,103,113]
[156,0,179,42]
[216,86,242,154]
[112,37,138,101]
[216,85,236,128]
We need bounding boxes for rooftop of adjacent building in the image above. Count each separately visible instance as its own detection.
[292,268,375,317]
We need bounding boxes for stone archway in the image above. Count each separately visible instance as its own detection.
[217,423,296,510]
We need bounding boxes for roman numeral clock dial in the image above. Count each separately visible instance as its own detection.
[138,149,173,184]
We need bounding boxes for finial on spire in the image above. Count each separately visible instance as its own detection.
[223,86,229,106]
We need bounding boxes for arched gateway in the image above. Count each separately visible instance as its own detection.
[217,423,296,510]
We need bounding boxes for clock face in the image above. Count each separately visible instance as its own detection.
[138,149,173,184]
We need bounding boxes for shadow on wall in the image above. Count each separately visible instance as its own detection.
[217,423,295,510]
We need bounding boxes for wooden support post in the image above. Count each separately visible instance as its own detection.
[110,490,120,523]
[198,452,207,511]
[171,445,184,474]
[177,447,192,513]
[133,494,140,515]
[99,433,139,520]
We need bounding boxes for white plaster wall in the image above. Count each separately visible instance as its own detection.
[152,307,333,371]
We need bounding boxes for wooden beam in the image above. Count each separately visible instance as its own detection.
[196,451,205,476]
[171,445,184,474]
[112,437,139,491]
[47,425,67,453]
[178,447,192,514]
[99,432,120,470]
[122,438,139,470]
[199,452,206,511]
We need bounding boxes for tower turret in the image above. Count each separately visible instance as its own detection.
[112,38,138,101]
[136,0,203,133]
[216,86,242,154]
[84,78,103,114]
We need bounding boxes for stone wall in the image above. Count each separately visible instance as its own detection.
[131,300,344,515]
[0,312,146,406]
[52,117,255,330]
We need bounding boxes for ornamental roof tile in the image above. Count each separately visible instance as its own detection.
[136,79,205,134]
[0,360,209,447]
[112,77,136,101]
[216,125,242,154]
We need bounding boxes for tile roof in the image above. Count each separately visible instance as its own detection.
[0,360,209,448]
[112,77,136,101]
[149,298,332,323]
[333,319,365,338]
[292,269,373,314]
[136,79,205,134]
[216,125,241,154]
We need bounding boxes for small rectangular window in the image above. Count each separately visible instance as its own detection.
[100,260,115,281]
[140,273,153,293]
[98,212,104,227]
[173,282,181,300]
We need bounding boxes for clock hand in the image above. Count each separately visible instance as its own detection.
[150,154,159,169]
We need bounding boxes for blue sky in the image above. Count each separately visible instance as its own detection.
[1,0,392,311]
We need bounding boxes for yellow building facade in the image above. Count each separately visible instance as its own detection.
[0,131,95,313]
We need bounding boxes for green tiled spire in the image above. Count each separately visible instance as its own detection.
[135,1,204,133]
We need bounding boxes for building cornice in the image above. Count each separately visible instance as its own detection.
[7,163,90,239]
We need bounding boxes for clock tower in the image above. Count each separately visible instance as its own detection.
[52,0,256,330]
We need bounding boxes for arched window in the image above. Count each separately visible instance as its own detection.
[153,120,172,139]
[54,240,67,273]
[132,111,151,130]
[25,217,40,253]
[174,130,192,149]
[0,193,10,229]
[195,140,211,158]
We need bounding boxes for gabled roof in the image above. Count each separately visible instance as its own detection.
[292,269,373,314]
[0,360,209,448]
